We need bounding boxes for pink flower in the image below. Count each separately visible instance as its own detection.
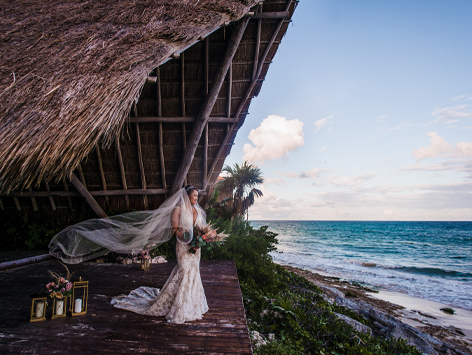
[61,288,65,292]
[59,277,65,283]
[51,282,55,287]
[66,282,72,291]
[46,282,52,289]
[48,289,52,293]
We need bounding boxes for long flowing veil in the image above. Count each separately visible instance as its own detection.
[49,188,207,264]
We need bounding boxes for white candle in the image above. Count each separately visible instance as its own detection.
[74,298,82,313]
[35,302,44,318]
[55,299,64,315]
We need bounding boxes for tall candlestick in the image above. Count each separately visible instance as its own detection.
[56,299,64,315]
[74,298,82,313]
[35,302,44,318]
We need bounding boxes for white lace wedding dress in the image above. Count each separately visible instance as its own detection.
[110,235,209,324]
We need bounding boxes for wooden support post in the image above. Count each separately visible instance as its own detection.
[205,9,289,190]
[158,123,167,189]
[71,173,107,218]
[182,123,188,187]
[227,62,232,118]
[133,102,148,209]
[181,52,185,117]
[62,178,75,211]
[77,162,87,189]
[203,123,208,188]
[157,67,162,117]
[205,37,209,94]
[253,19,261,79]
[43,179,56,211]
[171,18,249,194]
[0,198,4,211]
[13,197,21,211]
[95,144,109,209]
[28,186,39,211]
[115,140,130,210]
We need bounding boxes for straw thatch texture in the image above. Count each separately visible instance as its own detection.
[0,0,258,194]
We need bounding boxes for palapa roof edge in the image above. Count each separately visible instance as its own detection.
[0,0,258,194]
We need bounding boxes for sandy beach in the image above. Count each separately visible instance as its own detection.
[282,264,472,355]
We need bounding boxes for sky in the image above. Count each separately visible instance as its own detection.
[224,0,472,221]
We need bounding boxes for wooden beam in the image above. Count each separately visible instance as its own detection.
[43,179,56,211]
[70,173,107,218]
[95,144,109,209]
[133,102,148,209]
[252,11,290,19]
[171,18,250,194]
[90,189,169,196]
[27,186,39,211]
[181,52,185,117]
[253,19,261,79]
[128,116,240,124]
[62,178,75,211]
[13,196,21,210]
[115,140,129,210]
[158,122,167,189]
[0,198,4,211]
[205,37,209,94]
[77,162,87,189]
[203,123,208,188]
[182,123,188,187]
[205,9,289,189]
[157,67,162,117]
[227,62,232,118]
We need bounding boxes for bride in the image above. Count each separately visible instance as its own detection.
[49,185,211,323]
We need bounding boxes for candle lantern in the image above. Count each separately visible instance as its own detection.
[30,294,48,322]
[51,297,68,319]
[70,277,88,316]
[141,258,151,271]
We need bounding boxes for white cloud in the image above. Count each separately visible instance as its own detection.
[413,132,452,161]
[278,168,328,179]
[321,146,327,152]
[432,105,472,124]
[314,116,333,132]
[454,141,472,158]
[451,94,472,101]
[413,132,472,162]
[322,173,376,189]
[387,122,413,131]
[264,178,286,185]
[242,115,304,162]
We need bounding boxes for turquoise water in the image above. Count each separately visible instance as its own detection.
[250,221,472,311]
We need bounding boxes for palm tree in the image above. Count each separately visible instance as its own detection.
[216,161,264,219]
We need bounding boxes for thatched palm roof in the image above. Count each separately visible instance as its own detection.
[0,0,257,194]
[0,0,297,224]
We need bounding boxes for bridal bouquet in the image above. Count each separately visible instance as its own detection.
[188,223,228,254]
[138,250,151,261]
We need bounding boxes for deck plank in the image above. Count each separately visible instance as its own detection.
[0,259,252,354]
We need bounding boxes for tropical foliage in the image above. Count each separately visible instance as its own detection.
[216,161,264,218]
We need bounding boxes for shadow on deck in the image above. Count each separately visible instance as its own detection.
[0,259,252,354]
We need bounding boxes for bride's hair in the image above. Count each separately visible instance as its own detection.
[185,185,198,196]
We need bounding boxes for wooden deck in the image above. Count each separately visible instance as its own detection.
[0,259,253,354]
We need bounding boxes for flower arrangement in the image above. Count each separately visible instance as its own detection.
[189,223,228,254]
[46,263,73,299]
[138,250,151,261]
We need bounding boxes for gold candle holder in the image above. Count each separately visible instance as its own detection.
[70,277,88,316]
[30,295,48,322]
[51,297,67,319]
[141,258,151,271]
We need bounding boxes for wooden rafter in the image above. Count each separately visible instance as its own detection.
[181,52,185,117]
[77,162,87,189]
[13,197,21,211]
[158,122,167,189]
[43,179,56,211]
[115,140,130,210]
[182,123,188,187]
[252,11,290,19]
[70,173,107,218]
[205,36,209,94]
[0,198,4,211]
[62,178,74,211]
[205,2,291,189]
[227,62,232,118]
[171,18,250,194]
[128,116,240,124]
[157,67,162,117]
[253,18,261,79]
[133,102,148,209]
[203,123,208,188]
[95,144,109,209]
[27,186,39,211]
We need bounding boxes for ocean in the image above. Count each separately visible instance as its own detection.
[250,221,472,311]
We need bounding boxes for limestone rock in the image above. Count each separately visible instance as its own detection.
[334,312,372,335]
